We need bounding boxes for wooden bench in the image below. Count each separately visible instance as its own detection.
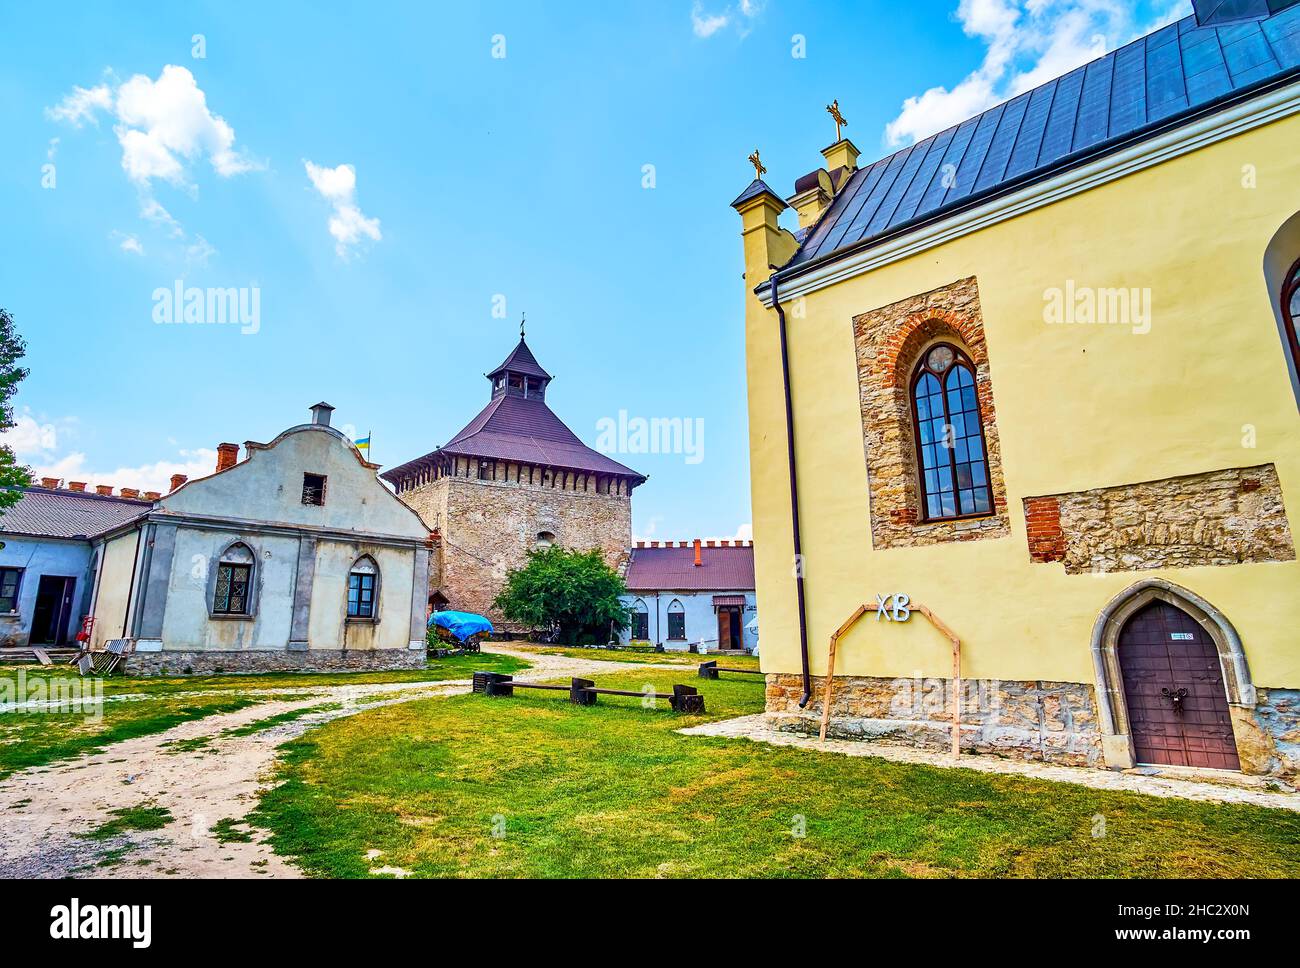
[473,673,705,713]
[697,659,762,680]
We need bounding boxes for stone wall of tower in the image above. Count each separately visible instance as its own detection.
[398,472,632,628]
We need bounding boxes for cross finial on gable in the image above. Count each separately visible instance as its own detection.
[826,99,848,142]
[748,149,767,180]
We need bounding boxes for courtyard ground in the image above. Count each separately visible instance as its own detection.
[1,645,1297,878]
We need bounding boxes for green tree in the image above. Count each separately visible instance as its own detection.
[0,308,31,513]
[493,546,629,645]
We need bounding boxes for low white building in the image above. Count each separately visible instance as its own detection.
[89,403,433,674]
[620,539,757,653]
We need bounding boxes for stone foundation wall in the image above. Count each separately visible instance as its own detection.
[1247,688,1300,784]
[766,672,1102,766]
[123,647,426,676]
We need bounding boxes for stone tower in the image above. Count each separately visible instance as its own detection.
[383,337,646,627]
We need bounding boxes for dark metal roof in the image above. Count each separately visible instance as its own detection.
[730,179,786,210]
[1194,1,1300,27]
[487,338,551,380]
[383,394,645,484]
[625,544,755,592]
[0,487,151,540]
[786,8,1300,271]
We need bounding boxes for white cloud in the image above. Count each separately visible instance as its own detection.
[139,197,184,238]
[0,411,60,455]
[692,4,730,37]
[46,137,59,161]
[48,66,259,187]
[732,522,753,541]
[3,410,216,495]
[28,449,219,497]
[305,160,382,258]
[113,231,144,255]
[884,1,1192,147]
[45,84,112,127]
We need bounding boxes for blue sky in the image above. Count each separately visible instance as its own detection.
[0,0,1187,540]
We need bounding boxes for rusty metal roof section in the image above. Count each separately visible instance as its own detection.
[785,8,1300,273]
[0,486,152,540]
[625,543,755,591]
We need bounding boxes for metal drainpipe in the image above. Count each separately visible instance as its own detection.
[770,269,813,708]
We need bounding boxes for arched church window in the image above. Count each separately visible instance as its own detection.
[910,343,992,521]
[667,599,686,641]
[348,556,379,619]
[213,543,254,615]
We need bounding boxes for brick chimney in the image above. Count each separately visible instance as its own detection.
[143,491,161,500]
[169,473,187,492]
[694,538,703,567]
[120,488,140,499]
[68,481,87,493]
[95,485,113,496]
[216,443,239,472]
[40,476,59,489]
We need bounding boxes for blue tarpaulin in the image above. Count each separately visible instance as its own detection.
[428,610,495,642]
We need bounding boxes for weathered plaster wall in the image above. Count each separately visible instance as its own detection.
[161,425,430,540]
[308,541,416,650]
[0,537,95,647]
[90,532,140,649]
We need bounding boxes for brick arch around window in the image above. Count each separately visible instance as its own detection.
[852,276,1010,550]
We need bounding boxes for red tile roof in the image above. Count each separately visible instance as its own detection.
[625,544,754,591]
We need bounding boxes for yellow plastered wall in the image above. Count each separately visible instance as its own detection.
[745,114,1300,689]
[91,530,141,649]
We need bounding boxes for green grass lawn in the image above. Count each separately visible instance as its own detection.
[252,668,1300,878]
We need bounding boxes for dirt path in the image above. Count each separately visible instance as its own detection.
[0,647,686,879]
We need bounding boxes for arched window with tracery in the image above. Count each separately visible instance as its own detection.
[911,343,992,521]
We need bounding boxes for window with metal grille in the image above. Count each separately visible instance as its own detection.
[213,545,254,615]
[302,473,327,506]
[0,568,22,613]
[911,344,992,521]
[667,600,686,640]
[348,557,378,619]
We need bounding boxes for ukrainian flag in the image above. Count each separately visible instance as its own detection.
[354,435,371,454]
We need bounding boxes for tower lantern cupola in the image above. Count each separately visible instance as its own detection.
[486,336,552,401]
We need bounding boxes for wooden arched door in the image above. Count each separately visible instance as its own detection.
[1118,601,1240,770]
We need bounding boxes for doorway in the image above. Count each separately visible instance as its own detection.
[31,576,76,646]
[716,606,742,650]
[1118,600,1240,770]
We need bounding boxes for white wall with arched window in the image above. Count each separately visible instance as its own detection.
[210,541,257,617]
[348,555,379,620]
[666,598,686,641]
[630,598,649,640]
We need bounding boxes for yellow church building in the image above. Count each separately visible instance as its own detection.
[734,5,1300,782]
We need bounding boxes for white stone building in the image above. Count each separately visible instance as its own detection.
[89,403,433,674]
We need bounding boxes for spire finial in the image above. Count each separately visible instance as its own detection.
[520,312,526,339]
[826,99,848,142]
[747,149,767,180]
